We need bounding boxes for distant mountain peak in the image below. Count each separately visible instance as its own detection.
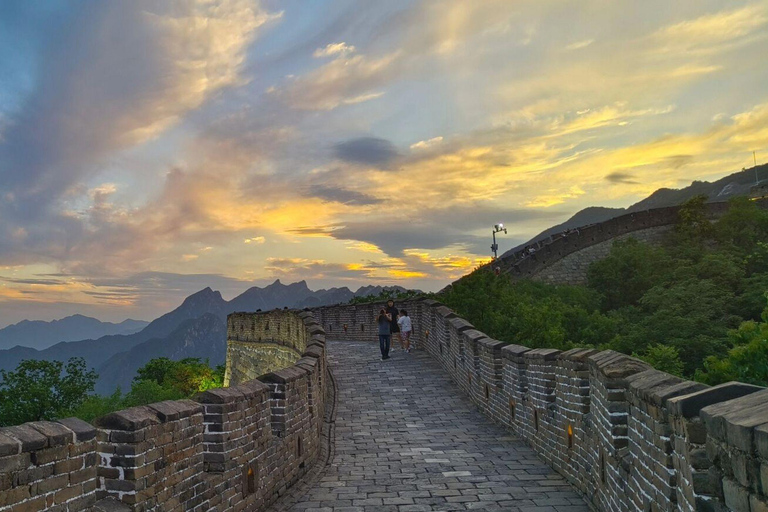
[184,287,222,301]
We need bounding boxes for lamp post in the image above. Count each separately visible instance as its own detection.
[491,223,507,259]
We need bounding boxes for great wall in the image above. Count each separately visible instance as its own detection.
[495,200,766,285]
[2,201,768,511]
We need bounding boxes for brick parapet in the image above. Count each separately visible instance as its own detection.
[457,199,768,287]
[0,309,327,512]
[306,298,768,511]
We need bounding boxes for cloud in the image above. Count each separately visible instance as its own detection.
[265,257,376,280]
[333,137,400,166]
[313,42,356,58]
[274,51,401,110]
[0,0,274,210]
[294,203,560,257]
[648,4,768,57]
[410,136,444,150]
[565,39,594,51]
[0,0,278,272]
[310,185,383,205]
[244,236,266,244]
[605,172,640,184]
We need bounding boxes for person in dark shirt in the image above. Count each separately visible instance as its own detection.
[386,300,401,350]
[377,308,392,360]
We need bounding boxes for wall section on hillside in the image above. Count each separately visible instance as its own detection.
[0,310,327,512]
[530,225,673,285]
[496,201,741,286]
[314,299,768,512]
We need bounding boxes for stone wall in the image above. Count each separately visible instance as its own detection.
[493,200,753,286]
[531,225,673,285]
[0,310,327,512]
[313,299,768,512]
[312,301,425,347]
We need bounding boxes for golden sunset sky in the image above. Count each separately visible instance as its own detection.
[0,0,767,325]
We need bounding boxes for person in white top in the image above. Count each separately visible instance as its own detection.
[397,310,413,353]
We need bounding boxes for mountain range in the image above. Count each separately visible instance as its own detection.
[0,315,148,351]
[502,164,768,258]
[6,165,764,393]
[0,281,410,393]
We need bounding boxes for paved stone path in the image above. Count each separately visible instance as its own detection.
[288,341,589,512]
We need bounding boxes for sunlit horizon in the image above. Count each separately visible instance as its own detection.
[1,0,767,326]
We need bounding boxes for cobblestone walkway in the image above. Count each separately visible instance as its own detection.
[289,341,588,512]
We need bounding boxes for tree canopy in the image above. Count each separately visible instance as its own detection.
[441,196,768,385]
[0,357,97,426]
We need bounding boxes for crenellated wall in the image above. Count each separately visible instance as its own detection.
[0,310,327,512]
[314,299,768,512]
[490,200,768,286]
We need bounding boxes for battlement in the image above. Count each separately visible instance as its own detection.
[314,299,768,512]
[0,310,327,512]
[489,199,768,286]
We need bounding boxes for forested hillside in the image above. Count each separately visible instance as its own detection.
[442,196,768,385]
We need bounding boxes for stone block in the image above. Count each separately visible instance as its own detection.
[94,406,161,431]
[701,389,768,449]
[448,317,473,332]
[668,382,762,419]
[0,424,48,452]
[501,344,530,360]
[722,478,750,512]
[56,417,97,441]
[589,351,650,382]
[0,432,21,456]
[27,421,74,447]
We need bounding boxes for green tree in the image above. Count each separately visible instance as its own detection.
[133,357,224,396]
[675,195,714,243]
[69,389,125,423]
[124,380,185,407]
[0,358,97,426]
[697,302,768,386]
[587,238,669,310]
[634,344,684,377]
[714,197,768,256]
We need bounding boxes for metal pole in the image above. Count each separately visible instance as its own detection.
[492,231,497,259]
[755,151,759,185]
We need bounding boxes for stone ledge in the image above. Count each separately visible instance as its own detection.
[146,399,202,422]
[448,317,474,332]
[525,348,561,361]
[701,388,768,450]
[477,338,505,352]
[94,405,161,431]
[667,382,760,418]
[0,432,21,456]
[0,424,49,452]
[27,421,75,447]
[259,365,308,384]
[196,386,247,404]
[559,348,599,362]
[589,350,650,383]
[501,344,531,360]
[57,417,97,442]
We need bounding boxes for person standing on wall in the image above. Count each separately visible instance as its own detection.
[386,299,401,350]
[377,308,392,360]
[397,309,412,353]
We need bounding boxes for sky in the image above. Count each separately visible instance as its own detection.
[0,0,767,327]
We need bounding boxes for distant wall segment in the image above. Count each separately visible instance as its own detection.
[496,201,744,285]
[313,298,768,512]
[0,309,327,512]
